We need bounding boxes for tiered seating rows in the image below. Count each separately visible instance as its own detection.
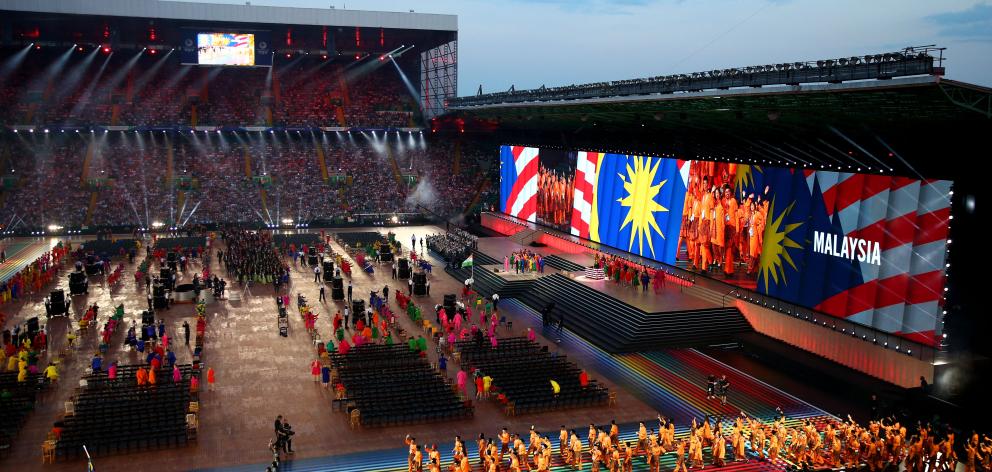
[455,336,608,414]
[329,344,471,427]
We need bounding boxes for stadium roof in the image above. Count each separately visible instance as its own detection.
[0,0,457,31]
[444,76,991,179]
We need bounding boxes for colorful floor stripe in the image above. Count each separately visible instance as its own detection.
[199,298,836,472]
[0,239,51,284]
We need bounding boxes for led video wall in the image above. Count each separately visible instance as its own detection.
[181,31,272,66]
[499,145,952,346]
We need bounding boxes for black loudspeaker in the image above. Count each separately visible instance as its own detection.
[86,254,96,265]
[412,272,427,296]
[153,284,165,298]
[154,297,168,309]
[323,261,335,282]
[380,247,393,262]
[50,290,65,307]
[351,299,365,315]
[308,255,318,266]
[331,277,343,290]
[443,294,456,314]
[332,287,344,300]
[142,310,155,325]
[69,272,86,284]
[27,317,40,334]
[398,258,409,270]
[308,247,317,256]
[167,252,177,263]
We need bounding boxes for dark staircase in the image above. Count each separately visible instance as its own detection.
[515,274,752,352]
[543,255,585,272]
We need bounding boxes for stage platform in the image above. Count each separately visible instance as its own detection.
[476,237,716,314]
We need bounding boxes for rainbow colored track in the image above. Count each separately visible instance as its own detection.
[199,299,836,472]
[0,240,50,284]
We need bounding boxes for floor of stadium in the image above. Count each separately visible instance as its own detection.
[0,226,862,472]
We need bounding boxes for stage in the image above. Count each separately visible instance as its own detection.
[476,236,718,314]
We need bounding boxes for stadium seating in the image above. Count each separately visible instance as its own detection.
[328,344,472,427]
[516,273,753,352]
[0,135,491,228]
[454,336,609,414]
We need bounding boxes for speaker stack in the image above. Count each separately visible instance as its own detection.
[307,246,318,266]
[412,272,427,296]
[380,246,393,262]
[167,252,178,271]
[153,283,169,309]
[398,258,411,279]
[27,317,40,336]
[443,294,456,315]
[160,268,174,290]
[351,299,365,317]
[331,277,345,300]
[323,261,335,282]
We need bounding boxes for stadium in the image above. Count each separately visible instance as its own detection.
[0,1,987,471]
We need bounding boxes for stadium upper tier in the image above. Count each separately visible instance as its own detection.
[0,48,418,128]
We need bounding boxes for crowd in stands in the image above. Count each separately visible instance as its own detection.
[0,49,415,128]
[0,49,501,229]
[0,134,493,228]
[427,228,478,265]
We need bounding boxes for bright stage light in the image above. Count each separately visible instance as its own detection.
[151,221,164,228]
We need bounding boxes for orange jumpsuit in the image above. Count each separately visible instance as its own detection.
[712,202,726,262]
[723,197,739,275]
[698,192,715,269]
[749,211,765,273]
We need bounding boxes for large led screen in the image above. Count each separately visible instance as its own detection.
[180,31,271,66]
[499,145,951,346]
[197,33,255,66]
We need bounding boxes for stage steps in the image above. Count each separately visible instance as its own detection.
[515,273,753,352]
[508,228,540,246]
[682,284,734,307]
[543,255,585,272]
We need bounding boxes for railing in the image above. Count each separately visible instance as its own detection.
[450,47,943,109]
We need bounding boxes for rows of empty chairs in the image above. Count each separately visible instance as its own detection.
[328,343,472,427]
[53,364,197,459]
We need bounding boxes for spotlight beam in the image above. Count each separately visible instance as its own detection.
[0,44,33,85]
[828,126,888,170]
[390,57,422,113]
[132,49,173,97]
[53,47,99,102]
[69,51,110,118]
